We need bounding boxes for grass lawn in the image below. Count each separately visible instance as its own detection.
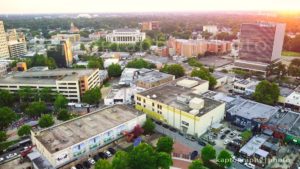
[282,51,300,57]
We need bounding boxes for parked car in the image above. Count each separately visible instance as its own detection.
[6,153,17,159]
[169,127,177,132]
[245,162,255,169]
[104,151,112,158]
[220,134,226,139]
[186,134,197,142]
[178,131,184,136]
[197,140,206,146]
[155,121,162,125]
[70,166,77,169]
[224,130,231,134]
[98,152,108,159]
[108,148,116,155]
[83,161,91,168]
[88,158,95,165]
[93,154,100,161]
[162,124,169,129]
[75,164,84,169]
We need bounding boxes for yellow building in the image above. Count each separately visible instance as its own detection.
[134,77,225,136]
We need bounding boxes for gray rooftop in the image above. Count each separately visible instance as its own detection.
[279,87,294,97]
[239,135,269,156]
[35,105,142,153]
[139,77,223,116]
[137,70,173,83]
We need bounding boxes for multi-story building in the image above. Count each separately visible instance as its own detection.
[0,68,100,102]
[235,22,286,73]
[69,22,80,33]
[7,41,27,57]
[134,77,225,136]
[233,78,258,94]
[140,21,160,31]
[89,31,107,40]
[0,62,7,76]
[51,34,80,44]
[6,29,26,43]
[0,21,10,59]
[106,29,146,44]
[203,25,218,35]
[47,39,73,68]
[136,69,175,89]
[31,105,146,168]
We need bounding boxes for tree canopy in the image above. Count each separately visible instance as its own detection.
[54,94,68,111]
[217,150,233,167]
[82,87,101,105]
[288,59,300,77]
[189,160,206,169]
[17,125,32,137]
[160,64,185,78]
[108,63,122,77]
[25,101,47,117]
[126,58,155,69]
[201,145,216,162]
[57,109,71,121]
[129,143,157,169]
[0,89,14,107]
[253,80,280,105]
[38,114,55,128]
[142,118,155,134]
[191,68,217,89]
[88,57,104,69]
[156,152,173,169]
[112,151,129,169]
[95,159,113,169]
[241,130,253,142]
[156,136,174,154]
[0,131,7,142]
[0,107,17,130]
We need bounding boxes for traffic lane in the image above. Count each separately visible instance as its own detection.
[0,147,22,163]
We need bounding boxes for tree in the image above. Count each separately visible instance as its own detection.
[142,118,155,134]
[241,130,253,142]
[129,143,157,169]
[142,39,151,50]
[253,80,280,105]
[189,160,206,169]
[126,59,155,69]
[38,114,55,128]
[46,57,57,69]
[288,59,300,77]
[0,131,7,142]
[191,69,217,89]
[0,89,14,107]
[18,87,35,102]
[82,87,101,105]
[54,95,68,111]
[0,107,17,130]
[80,43,86,51]
[108,63,122,77]
[57,109,71,121]
[161,64,185,78]
[217,150,233,167]
[88,58,104,69]
[25,102,46,117]
[32,54,47,66]
[156,152,173,169]
[95,159,113,169]
[156,136,174,154]
[17,125,32,137]
[112,151,129,169]
[201,145,216,162]
[188,58,204,68]
[40,87,53,102]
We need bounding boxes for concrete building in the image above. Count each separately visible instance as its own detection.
[6,29,26,43]
[140,21,160,31]
[47,39,73,68]
[284,86,300,112]
[104,87,144,105]
[89,31,107,40]
[134,77,225,136]
[51,34,80,44]
[136,69,175,89]
[106,29,146,44]
[233,78,258,94]
[0,68,100,102]
[7,41,27,57]
[69,22,80,33]
[203,25,218,35]
[239,135,269,158]
[31,105,146,168]
[235,22,286,73]
[0,62,7,76]
[0,21,10,59]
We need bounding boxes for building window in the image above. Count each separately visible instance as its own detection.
[143,99,145,103]
[157,104,162,109]
[152,103,155,107]
[137,97,141,101]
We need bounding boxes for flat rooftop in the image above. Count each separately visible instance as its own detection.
[35,105,142,153]
[137,70,173,83]
[227,98,278,123]
[0,68,97,85]
[138,77,223,116]
[240,135,269,156]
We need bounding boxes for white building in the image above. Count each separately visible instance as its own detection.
[31,105,146,168]
[0,21,10,59]
[8,41,27,57]
[0,68,100,102]
[0,62,7,76]
[203,25,218,35]
[233,78,258,94]
[106,29,146,44]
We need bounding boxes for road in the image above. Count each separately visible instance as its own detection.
[0,147,22,165]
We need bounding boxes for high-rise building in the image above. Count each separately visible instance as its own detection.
[51,34,80,44]
[70,22,80,33]
[0,21,10,59]
[8,41,27,58]
[6,29,26,43]
[140,21,160,31]
[234,22,286,72]
[47,39,73,68]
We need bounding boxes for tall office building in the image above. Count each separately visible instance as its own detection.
[0,21,10,59]
[8,41,27,58]
[234,22,286,72]
[47,39,73,68]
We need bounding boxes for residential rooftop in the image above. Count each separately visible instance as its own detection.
[240,135,269,157]
[138,77,223,116]
[34,105,142,153]
[137,69,174,83]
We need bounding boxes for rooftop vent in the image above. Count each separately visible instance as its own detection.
[152,94,157,99]
[189,98,204,110]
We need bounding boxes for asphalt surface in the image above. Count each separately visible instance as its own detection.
[0,146,22,164]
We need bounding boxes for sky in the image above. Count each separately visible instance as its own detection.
[0,0,300,14]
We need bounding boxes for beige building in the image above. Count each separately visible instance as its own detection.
[134,77,225,136]
[51,34,80,44]
[0,21,10,59]
[6,29,26,43]
[8,41,27,57]
[0,68,100,102]
[136,70,175,89]
[31,105,146,168]
[106,29,146,44]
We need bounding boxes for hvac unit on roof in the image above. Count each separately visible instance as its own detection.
[152,94,157,99]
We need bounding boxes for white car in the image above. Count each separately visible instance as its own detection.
[70,167,77,169]
[6,153,17,159]
[0,157,4,162]
[235,158,244,163]
[245,162,255,169]
[88,158,95,165]
[224,139,230,145]
[105,151,112,157]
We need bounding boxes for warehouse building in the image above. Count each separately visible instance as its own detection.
[134,77,225,136]
[31,105,146,168]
